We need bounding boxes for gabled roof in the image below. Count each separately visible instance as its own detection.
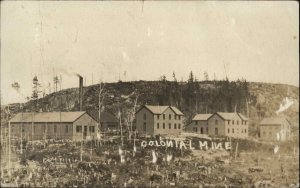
[145,105,169,114]
[238,113,249,121]
[169,106,184,115]
[87,110,119,123]
[192,114,212,121]
[136,105,184,115]
[10,111,87,123]
[260,117,290,125]
[209,112,248,121]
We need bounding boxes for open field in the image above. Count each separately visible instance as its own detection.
[1,134,299,187]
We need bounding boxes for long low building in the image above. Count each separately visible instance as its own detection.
[9,111,98,141]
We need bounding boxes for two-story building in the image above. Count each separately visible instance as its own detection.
[187,112,249,139]
[207,112,249,138]
[9,111,98,141]
[186,114,212,134]
[135,105,184,136]
[259,117,291,141]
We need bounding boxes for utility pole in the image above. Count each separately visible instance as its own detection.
[80,130,83,162]
[8,105,11,177]
[98,82,105,146]
[119,108,123,146]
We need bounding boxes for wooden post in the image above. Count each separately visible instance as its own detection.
[80,130,83,162]
[8,120,11,177]
[235,142,239,160]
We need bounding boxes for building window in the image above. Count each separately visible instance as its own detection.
[54,125,57,133]
[215,128,218,135]
[245,129,247,133]
[194,127,198,132]
[91,126,95,133]
[163,114,165,120]
[65,125,68,133]
[169,114,171,120]
[76,125,82,133]
[228,128,230,134]
[179,116,181,120]
[157,123,159,129]
[241,121,244,125]
[163,123,165,129]
[143,114,146,120]
[169,123,171,129]
[200,127,203,134]
[245,121,247,125]
[195,121,198,125]
[237,120,239,125]
[215,120,218,125]
[178,124,181,129]
[232,128,234,133]
[175,115,177,120]
[228,120,230,125]
[232,120,234,125]
[206,127,208,133]
[143,122,146,131]
[174,124,177,129]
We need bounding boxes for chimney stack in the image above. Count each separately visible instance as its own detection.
[79,76,83,111]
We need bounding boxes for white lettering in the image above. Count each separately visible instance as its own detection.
[149,141,154,146]
[166,140,173,147]
[141,141,147,148]
[199,141,208,150]
[225,142,231,150]
[179,141,187,149]
[160,140,166,147]
[189,140,195,150]
[214,142,222,150]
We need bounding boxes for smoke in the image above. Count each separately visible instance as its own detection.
[276,97,294,115]
[54,67,82,78]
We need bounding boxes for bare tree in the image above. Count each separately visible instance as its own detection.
[127,94,138,142]
[97,82,105,146]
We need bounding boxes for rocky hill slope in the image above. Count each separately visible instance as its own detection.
[2,80,299,135]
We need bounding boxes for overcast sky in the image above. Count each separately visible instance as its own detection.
[1,1,299,105]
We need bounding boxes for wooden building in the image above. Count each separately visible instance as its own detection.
[88,110,119,132]
[259,117,291,141]
[187,112,249,139]
[9,111,97,141]
[135,105,184,136]
[186,114,212,134]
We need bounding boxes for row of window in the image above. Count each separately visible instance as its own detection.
[228,128,247,134]
[11,124,60,133]
[156,123,181,129]
[214,120,248,125]
[10,124,96,134]
[76,125,95,133]
[193,127,248,134]
[193,127,208,134]
[143,114,181,120]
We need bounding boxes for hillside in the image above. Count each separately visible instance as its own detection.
[2,80,299,136]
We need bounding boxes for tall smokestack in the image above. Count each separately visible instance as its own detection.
[79,75,83,111]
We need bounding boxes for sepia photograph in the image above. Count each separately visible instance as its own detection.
[1,1,299,187]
